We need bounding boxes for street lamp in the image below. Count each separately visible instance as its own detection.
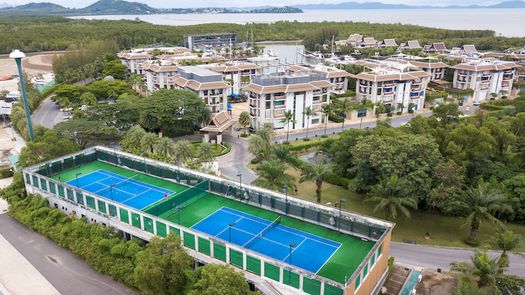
[75,172,82,187]
[109,184,115,201]
[10,49,34,141]
[288,242,296,265]
[236,173,242,199]
[228,222,236,242]
[338,198,347,231]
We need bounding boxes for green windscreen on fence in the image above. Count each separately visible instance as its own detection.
[119,208,129,223]
[49,182,56,194]
[198,237,210,255]
[324,284,344,295]
[229,249,243,268]
[303,277,321,295]
[246,256,261,275]
[156,221,167,237]
[283,269,300,289]
[97,200,107,214]
[108,204,117,217]
[183,232,195,249]
[86,196,96,209]
[131,213,141,228]
[144,180,208,216]
[58,185,65,198]
[264,262,280,282]
[40,179,47,191]
[76,192,84,205]
[143,216,154,234]
[213,243,226,262]
[169,226,180,237]
[66,189,74,201]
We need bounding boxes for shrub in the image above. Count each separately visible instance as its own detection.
[324,174,351,187]
[464,237,480,247]
[328,113,344,123]
[287,141,324,152]
[0,167,14,179]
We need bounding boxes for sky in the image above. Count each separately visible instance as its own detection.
[3,0,508,9]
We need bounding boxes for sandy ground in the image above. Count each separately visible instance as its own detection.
[0,53,58,92]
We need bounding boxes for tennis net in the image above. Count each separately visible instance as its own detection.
[243,216,281,248]
[94,174,140,195]
[145,180,209,216]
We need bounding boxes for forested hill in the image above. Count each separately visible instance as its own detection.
[0,15,524,54]
[0,0,302,15]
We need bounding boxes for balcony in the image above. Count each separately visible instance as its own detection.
[274,95,286,100]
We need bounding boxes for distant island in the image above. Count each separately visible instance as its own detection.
[0,0,303,15]
[295,0,525,9]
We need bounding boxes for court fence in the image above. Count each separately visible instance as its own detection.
[25,146,394,295]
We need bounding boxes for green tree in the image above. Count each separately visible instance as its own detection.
[79,92,97,106]
[446,182,512,241]
[490,230,522,268]
[55,118,119,148]
[188,264,253,295]
[365,175,418,220]
[281,110,295,143]
[454,277,493,295]
[451,251,503,290]
[133,234,193,295]
[321,104,332,136]
[173,140,193,165]
[432,103,462,126]
[336,98,354,131]
[120,125,147,153]
[140,132,159,154]
[102,59,128,80]
[254,159,296,193]
[238,111,251,136]
[19,127,79,168]
[303,106,315,139]
[248,123,274,162]
[300,162,334,203]
[197,142,215,163]
[156,137,175,160]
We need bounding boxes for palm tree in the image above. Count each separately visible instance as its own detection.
[490,230,522,268]
[337,98,355,131]
[321,104,332,136]
[238,111,251,136]
[248,123,275,162]
[281,110,295,143]
[365,175,417,220]
[303,106,315,139]
[173,140,193,165]
[454,277,492,295]
[197,142,215,163]
[80,92,97,106]
[140,132,159,154]
[300,162,334,203]
[446,182,513,241]
[121,125,147,153]
[156,137,175,159]
[254,159,296,192]
[451,251,503,289]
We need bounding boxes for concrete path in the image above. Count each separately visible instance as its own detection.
[31,96,64,129]
[391,242,525,277]
[217,134,257,184]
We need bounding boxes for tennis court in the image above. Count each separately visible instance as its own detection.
[66,170,173,210]
[192,207,341,273]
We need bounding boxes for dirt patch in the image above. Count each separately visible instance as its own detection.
[0,53,59,77]
[415,269,457,295]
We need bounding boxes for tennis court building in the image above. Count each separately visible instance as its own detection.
[23,146,394,295]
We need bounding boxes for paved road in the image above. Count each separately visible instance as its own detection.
[391,242,525,277]
[0,214,135,295]
[219,134,257,184]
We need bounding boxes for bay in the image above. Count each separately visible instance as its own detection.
[72,8,525,37]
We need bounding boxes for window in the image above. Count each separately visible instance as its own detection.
[371,253,376,267]
[311,118,320,124]
[363,262,369,278]
[378,243,383,257]
[355,273,361,290]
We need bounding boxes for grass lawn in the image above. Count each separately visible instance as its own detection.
[190,142,231,157]
[284,167,525,252]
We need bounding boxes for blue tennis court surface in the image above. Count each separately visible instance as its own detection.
[192,207,341,273]
[66,170,173,210]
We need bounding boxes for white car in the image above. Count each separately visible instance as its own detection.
[60,107,73,112]
[63,115,72,121]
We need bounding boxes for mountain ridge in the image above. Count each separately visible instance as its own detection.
[295,0,525,9]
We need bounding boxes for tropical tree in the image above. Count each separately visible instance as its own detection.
[281,110,295,143]
[197,142,216,163]
[248,123,274,162]
[156,137,175,160]
[454,277,493,295]
[188,264,254,295]
[365,175,418,220]
[451,251,503,290]
[173,140,193,165]
[490,230,522,268]
[254,159,296,192]
[141,132,159,154]
[303,106,316,139]
[321,104,332,136]
[238,111,251,136]
[300,162,334,203]
[79,92,97,106]
[337,98,355,131]
[120,125,146,153]
[446,181,513,241]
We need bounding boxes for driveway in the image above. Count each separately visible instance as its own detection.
[218,134,257,184]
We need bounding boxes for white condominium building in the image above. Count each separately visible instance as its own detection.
[244,73,334,131]
[118,52,151,75]
[169,66,230,114]
[354,61,430,112]
[205,62,261,96]
[452,59,518,104]
[287,64,352,94]
[143,62,179,93]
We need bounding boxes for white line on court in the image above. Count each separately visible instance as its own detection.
[315,243,343,274]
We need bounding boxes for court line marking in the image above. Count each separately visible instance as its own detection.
[315,243,343,274]
[281,237,307,263]
[215,216,245,238]
[97,170,171,195]
[66,171,114,189]
[190,207,227,229]
[220,207,340,249]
